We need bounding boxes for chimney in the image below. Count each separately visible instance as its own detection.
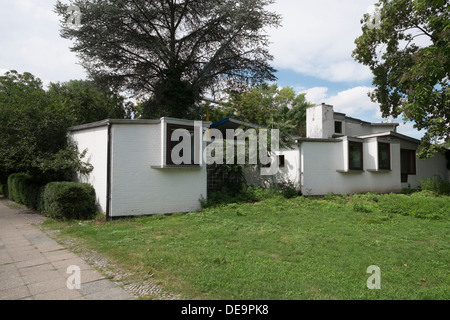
[306,103,334,138]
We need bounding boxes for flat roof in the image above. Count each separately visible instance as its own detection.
[67,119,161,132]
[357,131,421,144]
[210,117,303,140]
[68,118,211,132]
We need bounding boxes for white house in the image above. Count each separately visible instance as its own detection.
[211,103,450,195]
[68,118,210,218]
[69,106,449,218]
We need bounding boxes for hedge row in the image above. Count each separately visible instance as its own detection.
[6,173,97,220]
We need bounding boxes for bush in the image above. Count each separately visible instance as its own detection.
[0,184,4,195]
[201,185,279,209]
[376,193,450,220]
[7,173,44,210]
[275,180,300,199]
[420,176,450,195]
[42,182,97,220]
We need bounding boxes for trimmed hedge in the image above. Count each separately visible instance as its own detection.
[42,182,97,220]
[7,173,44,210]
[6,173,97,220]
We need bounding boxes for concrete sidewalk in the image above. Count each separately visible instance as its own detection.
[0,197,135,300]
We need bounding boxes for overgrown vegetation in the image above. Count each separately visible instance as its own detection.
[44,188,449,300]
[420,176,450,195]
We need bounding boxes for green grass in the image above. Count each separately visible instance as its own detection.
[43,191,450,300]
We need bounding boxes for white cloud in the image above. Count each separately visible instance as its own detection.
[396,122,424,140]
[268,0,377,82]
[299,86,379,118]
[0,0,86,84]
[13,0,59,23]
[325,86,378,117]
[299,87,329,104]
[19,36,83,79]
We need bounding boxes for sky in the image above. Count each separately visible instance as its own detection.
[0,0,424,139]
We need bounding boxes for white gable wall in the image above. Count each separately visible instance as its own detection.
[70,126,108,213]
[69,119,208,218]
[110,123,207,217]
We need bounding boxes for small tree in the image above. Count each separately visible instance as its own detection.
[220,84,312,138]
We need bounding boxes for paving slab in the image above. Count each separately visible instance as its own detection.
[0,197,135,300]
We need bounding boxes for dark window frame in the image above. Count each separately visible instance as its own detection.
[278,155,285,168]
[348,141,363,170]
[401,149,416,182]
[262,155,285,168]
[334,121,343,134]
[166,123,199,166]
[378,142,391,170]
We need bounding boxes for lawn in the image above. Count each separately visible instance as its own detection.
[43,190,450,300]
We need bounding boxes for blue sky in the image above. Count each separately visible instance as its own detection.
[0,0,424,139]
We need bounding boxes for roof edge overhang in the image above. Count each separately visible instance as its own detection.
[357,131,421,144]
[68,119,162,132]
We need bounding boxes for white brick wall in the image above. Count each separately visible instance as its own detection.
[70,120,208,218]
[70,126,108,213]
[301,140,402,195]
[110,123,207,217]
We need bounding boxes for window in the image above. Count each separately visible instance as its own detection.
[166,124,198,165]
[401,149,416,182]
[278,155,285,168]
[378,142,391,170]
[262,155,285,168]
[349,141,363,170]
[334,121,343,134]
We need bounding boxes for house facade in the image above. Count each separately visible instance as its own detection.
[212,103,450,195]
[68,118,210,218]
[282,104,449,195]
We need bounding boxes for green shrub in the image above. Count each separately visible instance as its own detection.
[0,184,4,195]
[351,201,374,213]
[7,173,27,203]
[201,185,279,209]
[420,176,450,195]
[43,182,97,220]
[7,173,44,209]
[376,193,450,220]
[275,180,299,199]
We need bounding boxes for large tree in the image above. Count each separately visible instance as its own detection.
[47,79,133,124]
[55,0,281,119]
[0,71,131,183]
[352,0,449,158]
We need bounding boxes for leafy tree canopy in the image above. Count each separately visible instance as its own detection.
[55,0,282,119]
[47,79,134,125]
[217,84,312,138]
[352,0,449,158]
[0,70,130,183]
